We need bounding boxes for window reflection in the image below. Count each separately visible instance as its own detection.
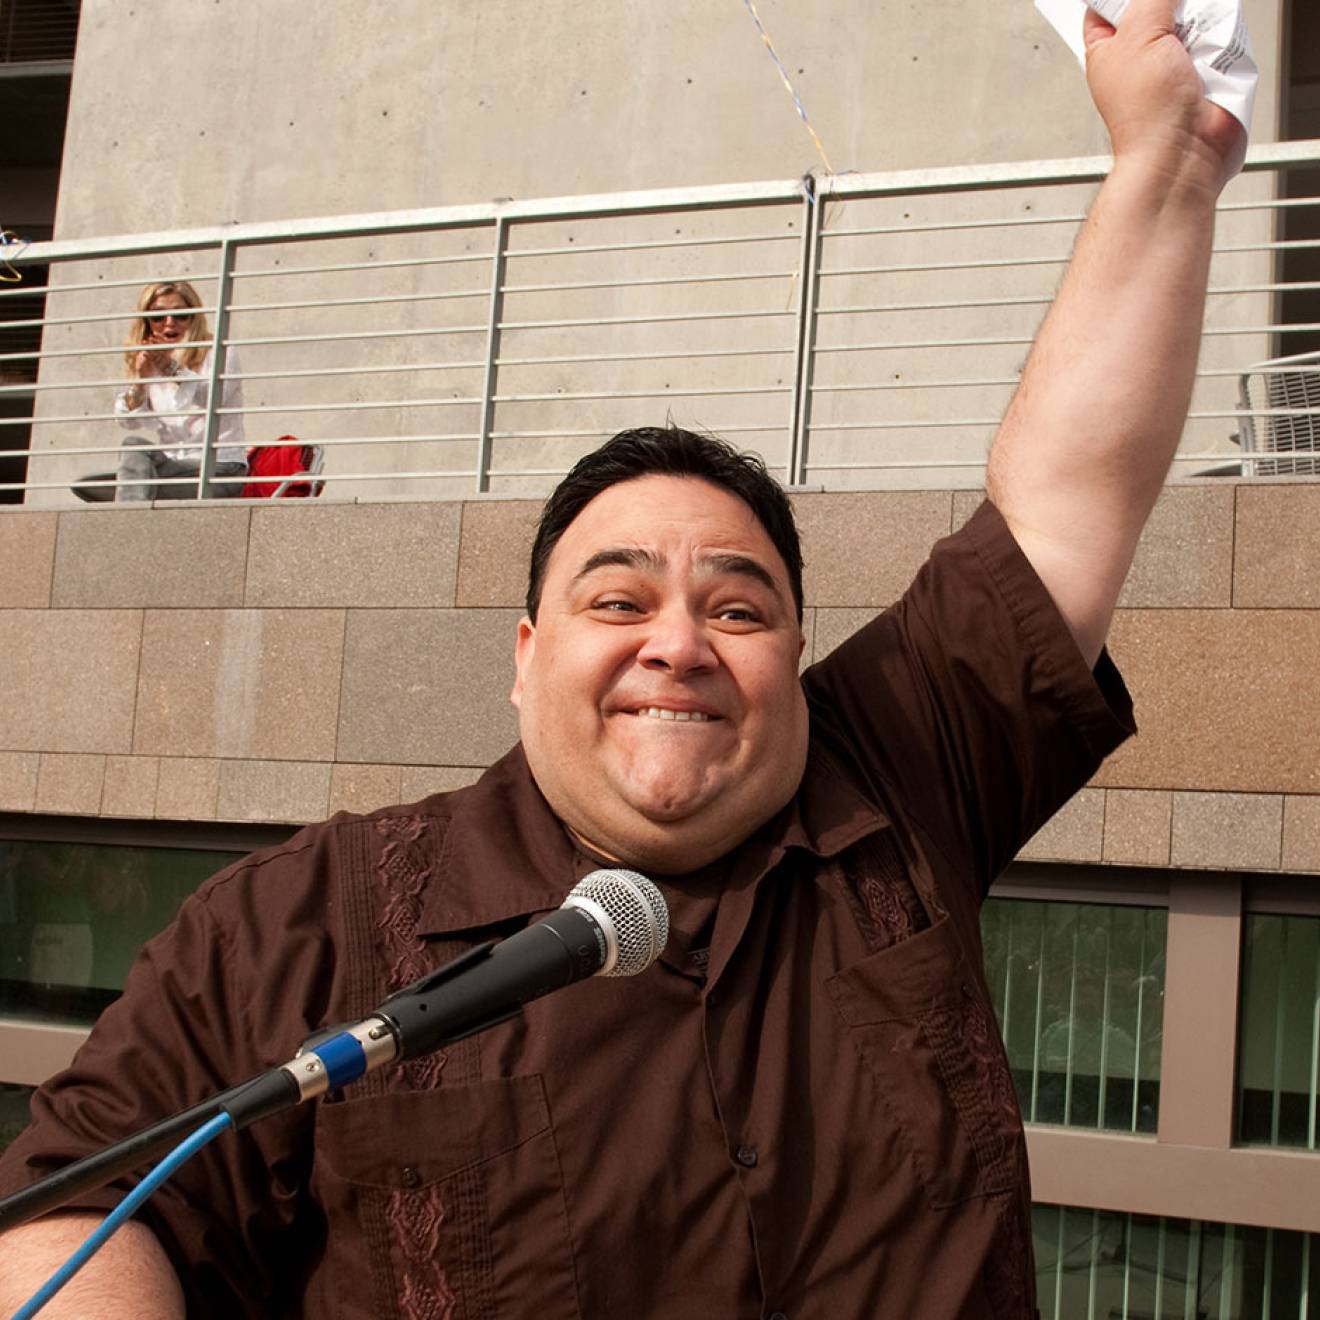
[1035,1203,1317,1320]
[0,1083,34,1153]
[982,899,1167,1133]
[0,840,241,1026]
[1238,912,1320,1149]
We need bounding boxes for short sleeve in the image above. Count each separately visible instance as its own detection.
[802,499,1135,897]
[0,842,338,1315]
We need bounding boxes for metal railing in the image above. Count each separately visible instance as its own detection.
[2,138,1319,504]
[1034,1204,1319,1320]
[0,0,79,66]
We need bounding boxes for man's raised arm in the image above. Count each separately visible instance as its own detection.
[985,0,1247,668]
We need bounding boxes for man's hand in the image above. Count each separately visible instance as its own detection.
[1083,0,1245,189]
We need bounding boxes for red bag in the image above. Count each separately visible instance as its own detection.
[242,438,316,499]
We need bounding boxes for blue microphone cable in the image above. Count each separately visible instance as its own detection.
[11,1111,234,1320]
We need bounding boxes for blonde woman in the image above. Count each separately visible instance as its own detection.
[114,280,247,501]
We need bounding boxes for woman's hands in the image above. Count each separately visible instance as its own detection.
[133,347,174,378]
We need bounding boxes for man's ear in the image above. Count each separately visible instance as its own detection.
[511,616,536,709]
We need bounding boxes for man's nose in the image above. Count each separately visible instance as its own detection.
[637,609,718,676]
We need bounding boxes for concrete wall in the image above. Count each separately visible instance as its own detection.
[2,481,1319,878]
[20,0,1291,503]
[55,0,1286,235]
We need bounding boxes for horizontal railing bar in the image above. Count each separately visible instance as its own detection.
[224,288,489,314]
[1215,237,1320,255]
[807,418,1001,431]
[492,384,791,403]
[1,468,483,493]
[495,345,793,366]
[0,360,484,394]
[0,272,215,299]
[813,322,1320,354]
[503,269,796,294]
[824,212,1088,240]
[233,251,492,280]
[505,230,798,260]
[1,431,487,461]
[800,451,1253,471]
[2,305,217,331]
[0,325,487,357]
[1217,194,1320,215]
[499,309,792,330]
[228,325,487,348]
[812,376,1021,392]
[2,407,205,427]
[226,360,486,382]
[821,254,1072,277]
[809,366,1315,393]
[819,293,1056,316]
[824,194,1320,246]
[803,458,995,471]
[804,406,1262,433]
[817,280,1319,317]
[9,140,1319,274]
[221,396,484,416]
[487,424,781,440]
[0,372,219,395]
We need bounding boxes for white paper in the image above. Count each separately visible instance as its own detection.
[1034,0,1256,136]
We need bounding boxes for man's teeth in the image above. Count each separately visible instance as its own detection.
[635,707,711,722]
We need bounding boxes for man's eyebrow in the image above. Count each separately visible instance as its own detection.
[570,548,781,597]
[700,553,780,596]
[571,547,665,584]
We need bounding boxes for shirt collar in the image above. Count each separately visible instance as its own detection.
[416,733,891,938]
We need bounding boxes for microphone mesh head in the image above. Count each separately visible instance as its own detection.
[567,869,669,977]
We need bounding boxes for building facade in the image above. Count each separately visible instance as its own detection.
[2,1,1320,1314]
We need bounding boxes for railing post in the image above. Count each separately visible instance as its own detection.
[475,215,508,493]
[786,177,823,488]
[197,238,236,499]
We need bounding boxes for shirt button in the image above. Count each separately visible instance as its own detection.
[961,981,975,998]
[769,1312,788,1320]
[735,1144,759,1168]
[400,1165,421,1189]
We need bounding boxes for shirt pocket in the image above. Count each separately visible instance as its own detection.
[826,914,1024,1208]
[307,1074,581,1320]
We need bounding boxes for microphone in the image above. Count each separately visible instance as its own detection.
[0,869,667,1233]
[228,868,670,1122]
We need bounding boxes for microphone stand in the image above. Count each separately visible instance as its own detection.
[0,940,508,1234]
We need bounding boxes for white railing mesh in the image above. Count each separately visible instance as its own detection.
[2,141,1318,505]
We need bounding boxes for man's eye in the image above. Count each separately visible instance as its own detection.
[593,599,639,613]
[717,607,760,624]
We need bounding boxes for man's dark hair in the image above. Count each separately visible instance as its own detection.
[526,426,804,622]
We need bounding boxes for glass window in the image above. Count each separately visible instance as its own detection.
[1238,912,1320,1148]
[982,899,1167,1132]
[1034,1203,1318,1320]
[0,1083,34,1153]
[0,838,243,1028]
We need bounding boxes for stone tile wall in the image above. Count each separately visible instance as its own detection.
[0,483,1317,873]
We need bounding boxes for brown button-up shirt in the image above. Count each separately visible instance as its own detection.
[0,502,1134,1318]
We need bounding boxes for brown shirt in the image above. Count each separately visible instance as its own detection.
[0,502,1134,1319]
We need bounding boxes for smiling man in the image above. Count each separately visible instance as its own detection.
[0,2,1247,1316]
[514,462,810,873]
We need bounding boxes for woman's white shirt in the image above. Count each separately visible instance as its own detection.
[114,347,246,465]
